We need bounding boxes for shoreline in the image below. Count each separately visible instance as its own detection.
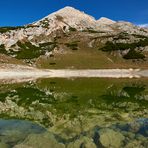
[0,64,147,82]
[0,64,142,79]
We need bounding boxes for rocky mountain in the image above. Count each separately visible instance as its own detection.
[0,6,148,68]
[97,17,116,25]
[33,6,100,31]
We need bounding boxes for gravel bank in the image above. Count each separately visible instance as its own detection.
[0,64,145,81]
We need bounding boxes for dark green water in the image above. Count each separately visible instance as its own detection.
[0,78,147,148]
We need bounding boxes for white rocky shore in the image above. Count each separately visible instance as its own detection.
[0,64,147,83]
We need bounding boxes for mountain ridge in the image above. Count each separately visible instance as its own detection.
[97,17,116,25]
[0,6,148,69]
[0,6,147,48]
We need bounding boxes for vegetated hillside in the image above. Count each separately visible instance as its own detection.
[0,6,148,69]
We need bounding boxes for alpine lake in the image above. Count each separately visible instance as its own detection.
[0,78,147,148]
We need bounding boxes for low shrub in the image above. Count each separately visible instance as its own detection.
[123,49,145,59]
[65,41,79,50]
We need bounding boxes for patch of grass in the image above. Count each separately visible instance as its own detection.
[65,41,79,50]
[36,44,148,69]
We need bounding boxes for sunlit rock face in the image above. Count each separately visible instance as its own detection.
[34,6,99,31]
[0,7,100,48]
[97,17,116,25]
[0,6,148,49]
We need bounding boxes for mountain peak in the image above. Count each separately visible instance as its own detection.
[58,6,77,11]
[48,6,96,21]
[97,17,116,25]
[52,6,80,15]
[34,6,98,31]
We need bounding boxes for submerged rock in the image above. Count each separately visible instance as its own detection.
[67,136,96,148]
[14,132,65,148]
[99,128,125,148]
[0,119,46,147]
[129,121,141,133]
[125,139,148,148]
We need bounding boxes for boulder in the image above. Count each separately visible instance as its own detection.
[14,132,65,148]
[99,128,125,148]
[67,136,96,148]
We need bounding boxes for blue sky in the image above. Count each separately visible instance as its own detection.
[0,0,148,27]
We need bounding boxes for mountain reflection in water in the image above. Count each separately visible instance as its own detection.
[0,78,147,147]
